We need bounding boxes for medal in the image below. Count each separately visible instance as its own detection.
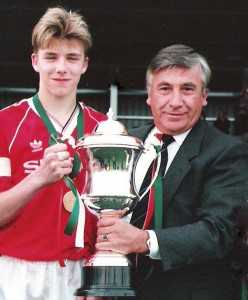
[63,191,76,212]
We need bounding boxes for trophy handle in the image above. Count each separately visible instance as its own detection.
[133,151,161,201]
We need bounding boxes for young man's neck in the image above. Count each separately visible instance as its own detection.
[37,90,77,125]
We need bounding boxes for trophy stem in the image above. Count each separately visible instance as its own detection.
[75,250,135,297]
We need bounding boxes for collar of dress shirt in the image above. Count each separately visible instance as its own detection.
[135,127,191,192]
[150,127,192,175]
[151,127,191,146]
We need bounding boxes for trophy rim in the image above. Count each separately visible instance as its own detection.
[76,134,144,150]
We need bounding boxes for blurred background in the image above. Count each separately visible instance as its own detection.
[1,0,248,137]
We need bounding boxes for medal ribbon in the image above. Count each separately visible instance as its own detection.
[32,94,84,237]
[142,134,163,230]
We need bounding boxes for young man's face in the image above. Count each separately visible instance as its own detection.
[146,65,208,135]
[31,38,88,99]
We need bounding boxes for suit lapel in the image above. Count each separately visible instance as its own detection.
[163,120,206,208]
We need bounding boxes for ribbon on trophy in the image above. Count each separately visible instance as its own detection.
[134,131,163,230]
[141,132,163,230]
[32,94,85,248]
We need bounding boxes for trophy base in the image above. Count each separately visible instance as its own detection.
[75,241,136,296]
[75,265,135,297]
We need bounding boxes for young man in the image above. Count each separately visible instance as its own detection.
[0,7,106,300]
[96,45,248,299]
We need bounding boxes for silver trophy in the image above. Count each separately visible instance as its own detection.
[74,108,145,297]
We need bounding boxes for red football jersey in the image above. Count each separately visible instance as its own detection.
[0,97,107,261]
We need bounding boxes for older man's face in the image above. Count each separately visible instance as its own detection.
[147,65,208,135]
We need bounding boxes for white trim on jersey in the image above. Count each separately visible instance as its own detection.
[0,99,28,112]
[0,157,11,176]
[9,106,32,153]
[83,104,106,124]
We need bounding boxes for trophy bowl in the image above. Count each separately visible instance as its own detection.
[74,109,144,297]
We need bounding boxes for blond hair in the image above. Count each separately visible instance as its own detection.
[32,6,92,54]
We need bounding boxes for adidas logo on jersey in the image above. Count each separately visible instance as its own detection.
[30,139,42,152]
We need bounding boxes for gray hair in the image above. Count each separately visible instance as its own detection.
[146,44,211,94]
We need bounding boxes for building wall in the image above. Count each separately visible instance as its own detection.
[0,88,240,132]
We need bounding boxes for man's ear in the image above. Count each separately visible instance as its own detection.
[81,57,89,75]
[31,53,39,73]
[202,89,208,107]
[146,96,151,106]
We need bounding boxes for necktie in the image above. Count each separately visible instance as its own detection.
[160,135,175,178]
[131,134,174,229]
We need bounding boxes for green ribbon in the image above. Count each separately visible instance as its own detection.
[63,176,80,235]
[153,145,163,229]
[33,94,84,235]
[242,275,248,300]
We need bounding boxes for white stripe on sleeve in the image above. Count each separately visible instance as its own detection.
[0,157,11,176]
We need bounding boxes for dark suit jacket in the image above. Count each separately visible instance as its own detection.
[127,119,248,300]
